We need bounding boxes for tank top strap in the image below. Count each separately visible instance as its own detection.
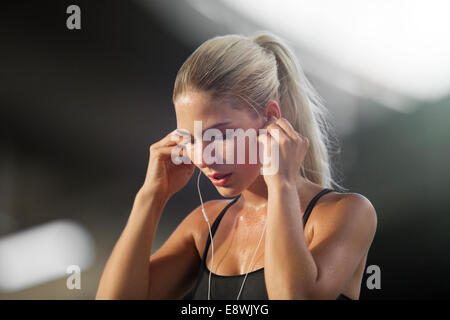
[302,188,334,228]
[201,189,332,261]
[202,194,241,262]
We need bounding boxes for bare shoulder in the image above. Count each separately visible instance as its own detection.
[183,198,237,257]
[311,191,378,240]
[316,191,377,219]
[337,192,377,226]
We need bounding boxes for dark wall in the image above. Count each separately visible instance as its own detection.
[1,0,449,299]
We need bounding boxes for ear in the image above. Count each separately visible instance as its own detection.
[263,100,281,120]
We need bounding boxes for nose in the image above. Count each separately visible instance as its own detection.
[189,140,208,168]
[190,139,225,168]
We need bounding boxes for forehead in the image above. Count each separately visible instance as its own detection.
[174,91,251,128]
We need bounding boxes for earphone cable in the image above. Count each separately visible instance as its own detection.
[197,169,268,300]
[197,170,214,300]
[236,218,267,300]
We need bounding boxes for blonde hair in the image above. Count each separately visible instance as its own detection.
[173,31,345,191]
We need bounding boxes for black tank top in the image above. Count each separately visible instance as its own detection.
[182,188,352,300]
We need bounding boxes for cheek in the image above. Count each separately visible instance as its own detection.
[222,134,262,166]
[231,162,261,191]
[226,136,262,179]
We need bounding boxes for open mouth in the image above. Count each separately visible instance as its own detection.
[212,173,232,179]
[209,172,233,186]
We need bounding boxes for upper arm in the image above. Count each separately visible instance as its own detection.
[146,200,224,299]
[146,204,202,299]
[307,193,377,299]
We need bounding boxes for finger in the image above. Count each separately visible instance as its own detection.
[257,131,273,166]
[268,116,290,136]
[265,121,288,144]
[150,145,177,160]
[152,129,191,149]
[260,116,278,131]
[276,117,300,140]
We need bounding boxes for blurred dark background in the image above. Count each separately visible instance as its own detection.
[0,0,449,299]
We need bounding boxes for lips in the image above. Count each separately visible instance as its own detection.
[210,172,232,179]
[207,172,233,186]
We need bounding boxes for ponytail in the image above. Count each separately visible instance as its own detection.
[173,31,346,191]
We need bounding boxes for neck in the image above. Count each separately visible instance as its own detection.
[240,174,269,210]
[239,174,313,211]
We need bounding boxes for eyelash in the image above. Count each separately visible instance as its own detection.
[187,131,231,144]
[219,131,233,141]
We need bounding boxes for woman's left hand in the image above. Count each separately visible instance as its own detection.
[258,116,309,188]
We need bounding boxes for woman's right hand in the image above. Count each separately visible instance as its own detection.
[139,129,195,201]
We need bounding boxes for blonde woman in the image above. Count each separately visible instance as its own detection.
[96,31,377,300]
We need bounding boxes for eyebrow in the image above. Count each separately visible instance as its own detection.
[177,121,233,140]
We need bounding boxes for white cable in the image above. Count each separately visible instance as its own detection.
[236,218,267,300]
[197,169,268,300]
[197,170,214,300]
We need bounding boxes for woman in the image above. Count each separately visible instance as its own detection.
[96,31,377,300]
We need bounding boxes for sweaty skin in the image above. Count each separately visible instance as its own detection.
[96,90,377,300]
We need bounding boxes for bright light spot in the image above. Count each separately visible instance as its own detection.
[0,219,95,292]
[218,0,450,101]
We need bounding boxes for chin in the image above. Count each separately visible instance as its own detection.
[216,186,242,198]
